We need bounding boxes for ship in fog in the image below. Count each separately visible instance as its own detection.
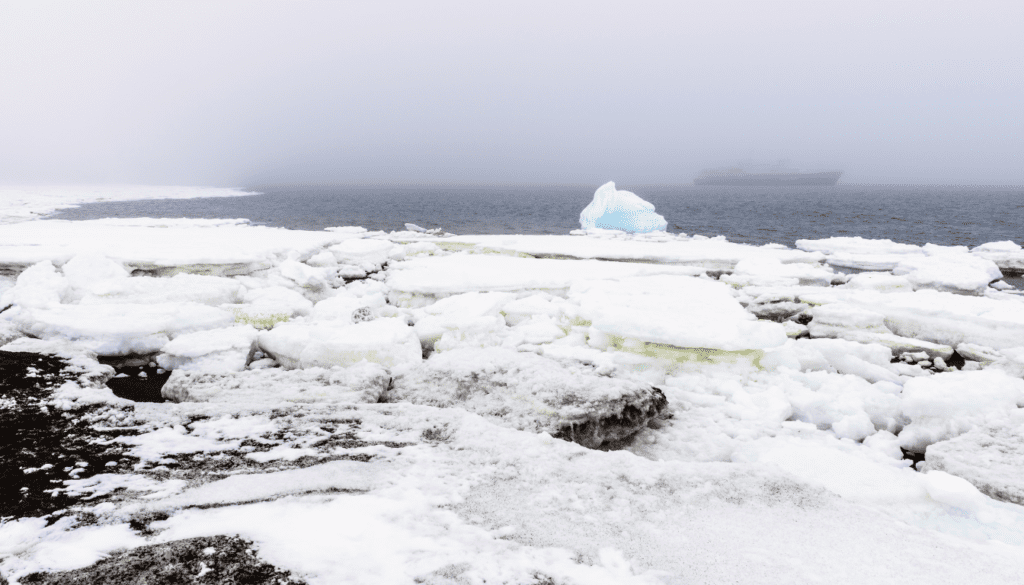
[694,164,843,186]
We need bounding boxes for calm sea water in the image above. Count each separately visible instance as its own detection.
[50,184,1023,249]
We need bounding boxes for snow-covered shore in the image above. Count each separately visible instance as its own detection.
[2,187,1024,584]
[0,185,256,225]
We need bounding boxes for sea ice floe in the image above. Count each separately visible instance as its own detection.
[258,318,422,370]
[578,181,667,233]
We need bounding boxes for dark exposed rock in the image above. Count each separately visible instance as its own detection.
[555,388,668,449]
[0,351,140,519]
[20,535,306,585]
[102,356,170,403]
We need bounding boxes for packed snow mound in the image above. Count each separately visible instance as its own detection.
[579,182,667,233]
[389,347,667,448]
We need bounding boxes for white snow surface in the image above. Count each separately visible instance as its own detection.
[578,181,668,233]
[3,218,1024,584]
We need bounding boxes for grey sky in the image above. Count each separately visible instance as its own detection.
[1,1,1021,186]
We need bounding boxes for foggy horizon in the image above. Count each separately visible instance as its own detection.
[2,1,1022,187]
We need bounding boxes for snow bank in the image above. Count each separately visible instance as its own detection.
[579,182,667,233]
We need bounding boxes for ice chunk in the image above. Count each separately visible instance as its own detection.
[328,239,394,272]
[800,287,1024,351]
[920,413,1024,505]
[155,326,259,374]
[258,318,422,369]
[411,292,515,351]
[389,347,667,448]
[61,253,129,296]
[500,293,567,326]
[225,286,313,329]
[807,303,954,360]
[796,237,923,257]
[972,240,1024,276]
[442,233,823,271]
[578,182,667,233]
[162,361,389,403]
[898,369,1024,453]
[570,275,787,351]
[893,251,1002,296]
[278,259,329,290]
[75,273,245,306]
[722,257,835,288]
[0,261,69,309]
[6,302,234,356]
[309,291,385,323]
[844,273,913,293]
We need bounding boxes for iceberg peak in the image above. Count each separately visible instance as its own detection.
[579,181,668,233]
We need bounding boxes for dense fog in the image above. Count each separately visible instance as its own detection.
[1,1,1021,186]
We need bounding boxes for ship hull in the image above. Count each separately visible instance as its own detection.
[694,171,842,186]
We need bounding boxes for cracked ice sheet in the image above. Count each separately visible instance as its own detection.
[0,185,257,225]
[0,219,354,273]
[442,234,824,270]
